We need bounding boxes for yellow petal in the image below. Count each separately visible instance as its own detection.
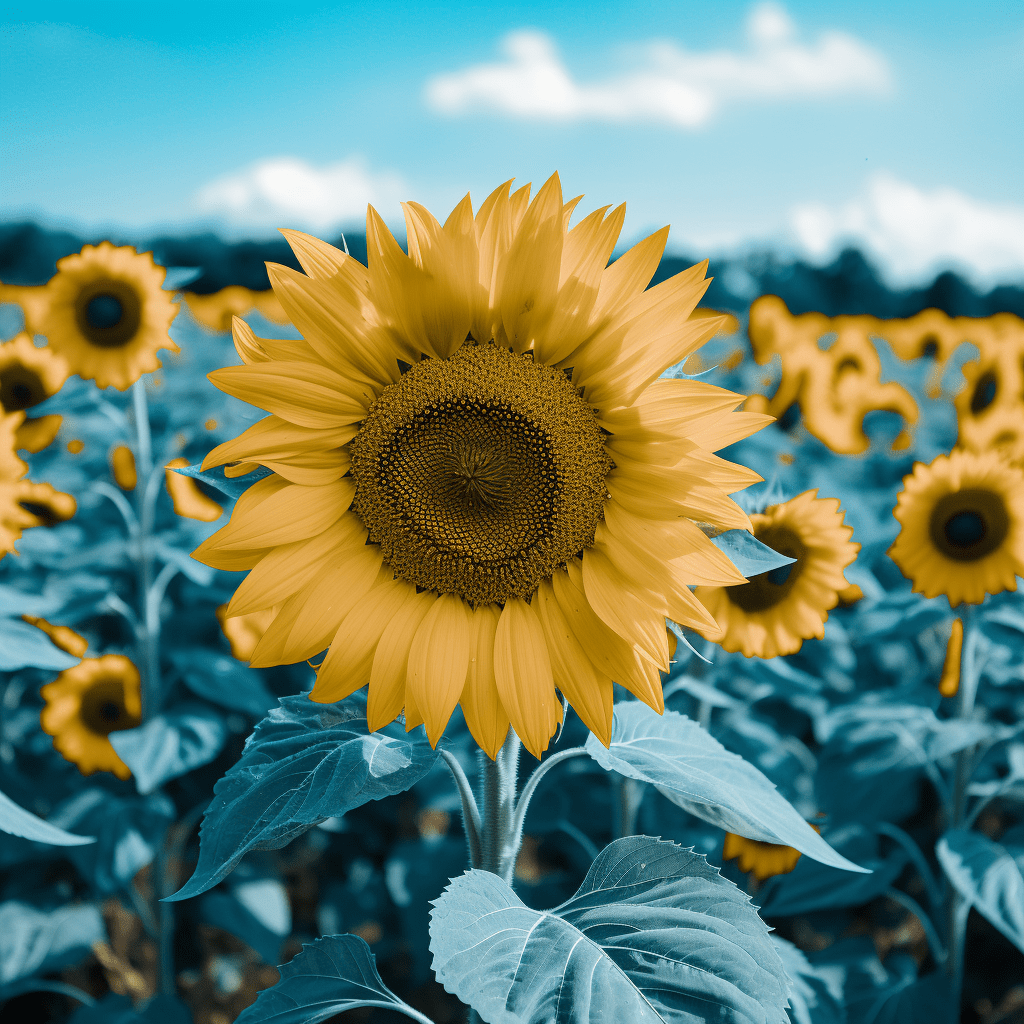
[367,591,437,732]
[460,604,509,759]
[535,580,613,746]
[310,578,421,704]
[279,229,356,281]
[249,534,383,667]
[493,597,560,759]
[202,415,356,471]
[405,594,472,747]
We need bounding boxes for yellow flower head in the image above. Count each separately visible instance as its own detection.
[38,242,179,391]
[195,175,769,758]
[889,449,1024,606]
[1,478,76,558]
[0,332,69,411]
[40,655,141,779]
[695,490,860,659]
[722,832,803,880]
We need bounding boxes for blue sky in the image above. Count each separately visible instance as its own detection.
[2,1,1023,284]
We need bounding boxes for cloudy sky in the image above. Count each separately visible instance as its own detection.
[2,0,1023,285]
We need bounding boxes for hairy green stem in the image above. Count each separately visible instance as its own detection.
[479,730,521,882]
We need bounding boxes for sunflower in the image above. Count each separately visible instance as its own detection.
[40,655,141,779]
[183,286,289,333]
[1,478,76,557]
[165,458,223,521]
[38,243,179,391]
[889,449,1024,606]
[722,832,802,881]
[195,174,769,759]
[216,604,279,662]
[0,333,68,453]
[110,445,137,490]
[695,490,860,659]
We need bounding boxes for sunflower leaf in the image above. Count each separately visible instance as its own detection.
[171,462,274,502]
[429,836,790,1024]
[109,704,228,795]
[587,703,868,873]
[166,692,440,901]
[234,934,429,1024]
[937,828,1024,954]
[0,788,95,846]
[708,529,795,578]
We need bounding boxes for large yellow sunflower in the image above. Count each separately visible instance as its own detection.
[695,490,859,659]
[195,174,770,758]
[0,332,68,453]
[889,449,1024,606]
[0,409,28,481]
[40,655,141,779]
[38,243,179,391]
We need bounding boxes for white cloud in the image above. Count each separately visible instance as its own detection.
[193,156,406,232]
[791,173,1024,286]
[424,3,889,128]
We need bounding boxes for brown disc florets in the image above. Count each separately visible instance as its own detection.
[350,341,611,603]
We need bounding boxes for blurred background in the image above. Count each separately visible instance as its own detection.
[2,0,1022,302]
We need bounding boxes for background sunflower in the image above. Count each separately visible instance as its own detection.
[696,489,860,658]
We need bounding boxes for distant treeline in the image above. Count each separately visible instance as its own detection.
[1,220,1022,320]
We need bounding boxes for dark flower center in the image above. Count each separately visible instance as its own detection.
[74,280,143,349]
[0,366,47,411]
[351,341,611,604]
[725,524,805,613]
[79,678,140,735]
[970,371,997,415]
[930,488,1009,562]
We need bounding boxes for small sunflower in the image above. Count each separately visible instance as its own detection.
[0,333,68,453]
[110,445,137,490]
[38,243,178,391]
[695,490,860,659]
[216,604,279,662]
[195,175,769,758]
[889,449,1024,606]
[1,479,76,557]
[722,832,802,881]
[183,286,289,333]
[165,458,223,521]
[40,655,141,779]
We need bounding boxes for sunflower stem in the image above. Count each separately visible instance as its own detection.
[944,605,982,1022]
[478,730,521,883]
[440,749,482,868]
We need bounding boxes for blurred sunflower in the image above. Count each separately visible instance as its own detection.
[39,242,178,391]
[23,616,89,658]
[195,174,769,758]
[1,478,77,556]
[722,832,802,881]
[889,449,1024,606]
[695,490,859,659]
[40,655,141,779]
[165,458,224,521]
[110,445,137,490]
[0,333,68,453]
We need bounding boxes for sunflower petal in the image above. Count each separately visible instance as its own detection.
[460,604,509,759]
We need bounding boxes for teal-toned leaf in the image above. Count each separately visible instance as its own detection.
[49,789,175,896]
[161,267,203,291]
[0,901,105,985]
[69,992,193,1023]
[234,934,430,1024]
[0,788,95,846]
[429,835,790,1024]
[172,462,274,501]
[769,936,843,1024]
[587,703,867,873]
[166,692,440,901]
[153,537,216,585]
[0,616,80,671]
[709,529,796,578]
[169,648,275,717]
[757,823,906,917]
[109,704,227,795]
[937,828,1024,954]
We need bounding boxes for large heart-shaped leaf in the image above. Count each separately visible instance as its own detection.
[0,788,94,846]
[234,934,432,1024]
[167,692,440,901]
[110,704,228,795]
[937,828,1024,954]
[586,703,866,873]
[430,835,790,1024]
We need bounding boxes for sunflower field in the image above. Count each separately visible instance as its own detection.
[0,180,1022,1024]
